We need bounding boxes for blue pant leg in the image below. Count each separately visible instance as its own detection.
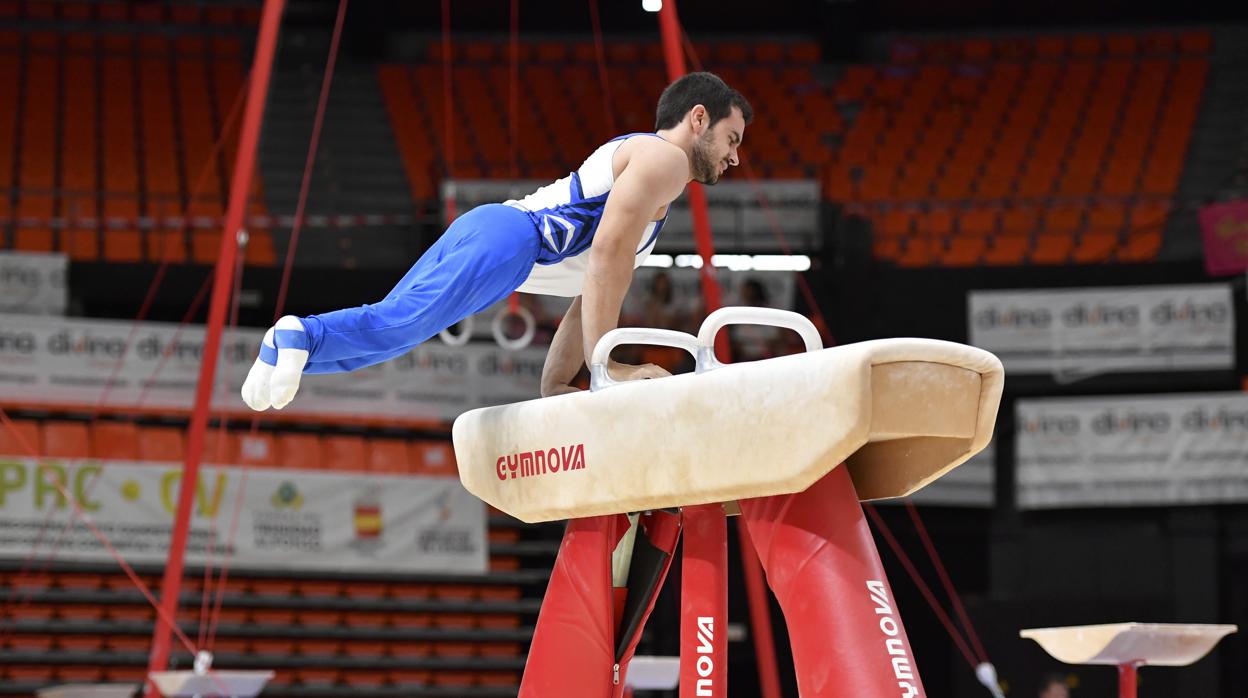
[297,204,539,372]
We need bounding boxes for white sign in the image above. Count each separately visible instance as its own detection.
[0,314,544,423]
[0,459,486,573]
[1017,393,1248,509]
[968,285,1233,378]
[0,251,67,315]
[445,179,822,252]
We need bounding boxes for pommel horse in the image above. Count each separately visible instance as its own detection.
[453,307,1004,697]
[1022,623,1237,698]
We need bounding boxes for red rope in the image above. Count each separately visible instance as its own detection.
[864,504,980,670]
[679,34,835,345]
[509,0,519,181]
[272,0,351,322]
[0,409,206,663]
[440,0,454,178]
[904,501,990,664]
[95,82,249,410]
[202,0,352,650]
[0,81,248,641]
[203,232,251,652]
[587,0,617,135]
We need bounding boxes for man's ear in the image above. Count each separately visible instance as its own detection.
[689,104,708,133]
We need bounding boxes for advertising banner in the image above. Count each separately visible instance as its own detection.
[0,251,68,315]
[0,314,545,422]
[0,458,486,573]
[968,285,1233,378]
[1017,393,1248,508]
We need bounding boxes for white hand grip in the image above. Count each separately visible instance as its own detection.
[589,327,700,391]
[695,306,822,372]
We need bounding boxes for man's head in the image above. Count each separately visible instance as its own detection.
[655,72,753,185]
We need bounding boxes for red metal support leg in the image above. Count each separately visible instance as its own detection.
[520,514,627,698]
[740,466,927,697]
[680,504,728,698]
[1118,662,1139,698]
[145,0,286,692]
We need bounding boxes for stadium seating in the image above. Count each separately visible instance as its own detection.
[0,24,274,265]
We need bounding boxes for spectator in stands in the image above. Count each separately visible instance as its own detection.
[730,277,783,361]
[638,270,696,373]
[242,72,752,410]
[640,271,682,329]
[1038,673,1071,698]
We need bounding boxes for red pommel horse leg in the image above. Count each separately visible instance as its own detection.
[453,308,1005,698]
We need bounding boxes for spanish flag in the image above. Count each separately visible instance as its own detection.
[354,504,382,538]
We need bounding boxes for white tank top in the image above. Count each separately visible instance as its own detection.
[506,133,669,297]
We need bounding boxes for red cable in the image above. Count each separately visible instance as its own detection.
[201,0,351,649]
[587,0,617,135]
[506,1,520,315]
[904,501,990,665]
[864,504,980,670]
[204,230,251,652]
[0,409,206,662]
[272,0,351,322]
[0,276,216,648]
[677,35,836,345]
[0,83,248,639]
[95,82,249,410]
[440,0,454,177]
[509,0,519,181]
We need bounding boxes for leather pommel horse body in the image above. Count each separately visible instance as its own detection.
[454,308,1005,697]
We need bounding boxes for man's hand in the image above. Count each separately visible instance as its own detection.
[608,360,671,383]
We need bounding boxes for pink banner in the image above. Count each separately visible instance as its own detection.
[1199,201,1248,275]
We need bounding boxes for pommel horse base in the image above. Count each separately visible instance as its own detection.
[1022,623,1237,698]
[454,307,1005,697]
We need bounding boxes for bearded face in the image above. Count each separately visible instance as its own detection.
[688,107,745,185]
[690,128,724,185]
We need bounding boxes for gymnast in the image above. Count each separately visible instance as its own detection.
[242,72,751,410]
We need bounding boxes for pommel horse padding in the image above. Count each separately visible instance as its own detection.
[454,336,1003,523]
[1022,623,1237,698]
[452,308,1005,698]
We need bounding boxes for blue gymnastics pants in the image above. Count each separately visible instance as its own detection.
[295,204,540,374]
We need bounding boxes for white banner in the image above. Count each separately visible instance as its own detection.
[968,284,1233,378]
[445,179,823,252]
[0,251,67,316]
[0,459,486,573]
[0,314,543,422]
[1017,393,1248,509]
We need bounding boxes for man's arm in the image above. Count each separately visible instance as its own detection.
[581,142,689,375]
[540,297,584,397]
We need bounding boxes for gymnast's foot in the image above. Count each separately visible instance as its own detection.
[241,315,309,411]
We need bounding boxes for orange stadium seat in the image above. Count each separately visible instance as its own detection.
[0,419,42,457]
[324,434,367,472]
[237,432,278,467]
[42,422,90,459]
[137,426,184,462]
[413,440,457,477]
[89,422,140,460]
[367,438,411,474]
[277,433,323,470]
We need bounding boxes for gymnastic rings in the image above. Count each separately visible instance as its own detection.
[439,317,474,347]
[492,305,536,351]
